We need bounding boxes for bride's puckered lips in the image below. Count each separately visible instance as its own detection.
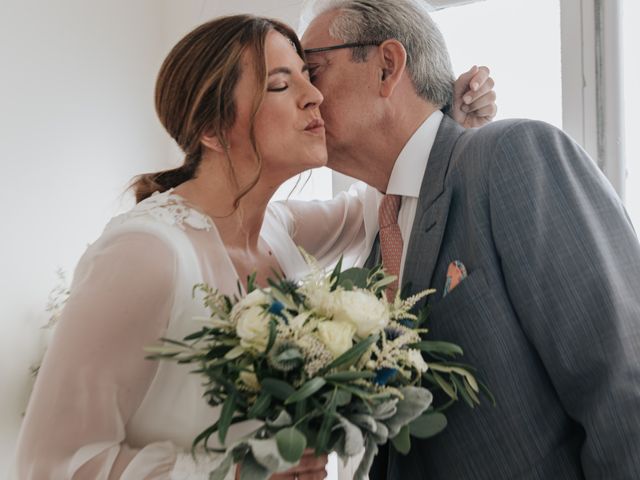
[304,117,325,134]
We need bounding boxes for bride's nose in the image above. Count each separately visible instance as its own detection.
[300,83,324,110]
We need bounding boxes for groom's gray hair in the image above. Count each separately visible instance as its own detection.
[307,0,455,109]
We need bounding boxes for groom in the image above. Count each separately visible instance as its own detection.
[301,0,640,478]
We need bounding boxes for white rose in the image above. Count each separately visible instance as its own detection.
[316,321,356,358]
[236,306,270,352]
[232,289,269,315]
[332,289,389,339]
[231,289,269,329]
[304,283,336,319]
[407,349,429,373]
[290,312,311,330]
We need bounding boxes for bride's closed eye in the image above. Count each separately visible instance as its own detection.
[268,84,288,92]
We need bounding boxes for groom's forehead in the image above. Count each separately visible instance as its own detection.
[301,10,339,48]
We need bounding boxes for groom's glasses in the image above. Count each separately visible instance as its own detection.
[303,41,382,55]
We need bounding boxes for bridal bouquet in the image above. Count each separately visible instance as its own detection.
[147,256,489,480]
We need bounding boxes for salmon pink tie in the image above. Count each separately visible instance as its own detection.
[379,194,403,301]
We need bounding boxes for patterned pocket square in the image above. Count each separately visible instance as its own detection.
[443,260,468,297]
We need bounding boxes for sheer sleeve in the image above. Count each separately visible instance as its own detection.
[271,182,370,269]
[15,231,189,479]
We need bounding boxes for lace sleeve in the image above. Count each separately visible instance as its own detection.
[15,231,186,479]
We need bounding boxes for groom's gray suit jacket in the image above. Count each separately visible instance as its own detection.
[368,116,640,479]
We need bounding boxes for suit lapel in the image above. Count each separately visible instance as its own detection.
[402,116,466,296]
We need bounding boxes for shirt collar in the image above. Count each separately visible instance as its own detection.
[385,110,444,198]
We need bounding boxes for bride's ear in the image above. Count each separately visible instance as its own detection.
[201,130,226,153]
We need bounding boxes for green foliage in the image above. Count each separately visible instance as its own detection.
[409,411,448,439]
[149,257,491,479]
[275,427,307,463]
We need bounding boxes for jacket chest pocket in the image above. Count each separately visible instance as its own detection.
[429,266,488,320]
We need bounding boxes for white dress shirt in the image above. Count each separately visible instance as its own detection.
[363,110,444,283]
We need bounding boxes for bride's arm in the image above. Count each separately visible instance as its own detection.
[15,232,187,479]
[272,182,369,269]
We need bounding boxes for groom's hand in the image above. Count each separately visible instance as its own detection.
[451,65,497,128]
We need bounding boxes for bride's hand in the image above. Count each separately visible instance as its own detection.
[235,449,328,480]
[451,65,497,128]
[269,449,328,480]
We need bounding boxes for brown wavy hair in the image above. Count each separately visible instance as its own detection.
[131,15,304,204]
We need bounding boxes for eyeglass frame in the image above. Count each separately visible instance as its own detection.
[303,41,383,55]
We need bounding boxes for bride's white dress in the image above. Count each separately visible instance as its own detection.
[15,187,374,479]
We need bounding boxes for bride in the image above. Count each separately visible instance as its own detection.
[15,14,495,480]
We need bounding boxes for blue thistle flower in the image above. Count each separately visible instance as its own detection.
[398,319,416,328]
[384,326,403,341]
[268,300,285,317]
[374,367,398,386]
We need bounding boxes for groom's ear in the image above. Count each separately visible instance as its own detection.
[377,39,407,98]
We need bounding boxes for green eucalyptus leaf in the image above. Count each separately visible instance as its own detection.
[330,256,344,288]
[218,394,237,444]
[334,390,353,407]
[429,364,479,393]
[341,279,355,291]
[478,379,497,406]
[410,340,464,357]
[248,392,272,419]
[275,427,307,463]
[390,425,411,455]
[409,412,448,439]
[265,319,278,354]
[323,334,379,372]
[193,421,220,451]
[316,411,335,454]
[325,371,375,382]
[431,370,458,400]
[339,267,370,289]
[464,378,481,404]
[285,377,326,404]
[262,378,295,400]
[451,375,475,408]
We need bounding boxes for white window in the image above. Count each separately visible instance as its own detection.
[623,0,640,229]
[433,0,563,129]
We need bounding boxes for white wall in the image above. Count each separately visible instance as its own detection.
[0,1,324,476]
[0,0,169,474]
